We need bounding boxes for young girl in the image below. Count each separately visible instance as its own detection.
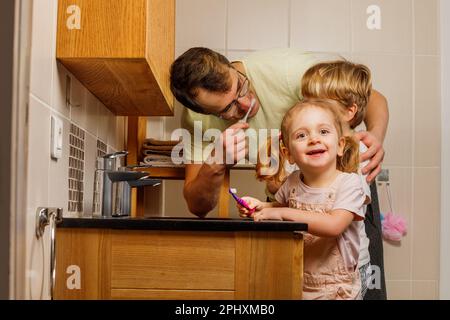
[300,60,375,298]
[240,99,368,300]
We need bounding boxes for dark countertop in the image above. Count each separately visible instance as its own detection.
[57,216,308,232]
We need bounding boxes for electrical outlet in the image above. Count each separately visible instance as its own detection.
[51,115,63,159]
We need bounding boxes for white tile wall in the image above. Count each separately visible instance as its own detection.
[414,56,441,167]
[176,0,227,50]
[353,54,413,167]
[228,0,290,50]
[351,0,413,54]
[290,0,351,53]
[165,0,442,300]
[30,0,55,105]
[25,0,126,299]
[414,0,439,55]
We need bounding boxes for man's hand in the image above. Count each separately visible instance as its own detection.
[208,122,249,166]
[354,130,385,183]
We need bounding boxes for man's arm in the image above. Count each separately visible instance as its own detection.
[365,89,389,143]
[183,163,226,217]
[355,89,389,182]
[183,122,249,217]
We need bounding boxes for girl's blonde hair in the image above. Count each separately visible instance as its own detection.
[301,60,372,129]
[256,99,360,184]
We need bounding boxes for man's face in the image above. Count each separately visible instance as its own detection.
[194,68,260,121]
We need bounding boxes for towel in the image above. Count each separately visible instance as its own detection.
[143,138,181,148]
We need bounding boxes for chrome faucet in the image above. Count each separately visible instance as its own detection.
[93,151,160,217]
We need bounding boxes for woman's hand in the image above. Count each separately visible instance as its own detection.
[252,208,283,221]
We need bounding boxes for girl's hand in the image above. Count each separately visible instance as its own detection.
[237,196,263,217]
[252,208,283,221]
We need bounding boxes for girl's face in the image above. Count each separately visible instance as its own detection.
[284,106,344,171]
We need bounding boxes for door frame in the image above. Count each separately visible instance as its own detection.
[440,0,450,300]
[0,0,16,300]
[0,0,33,299]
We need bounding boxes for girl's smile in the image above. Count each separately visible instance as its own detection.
[285,106,344,171]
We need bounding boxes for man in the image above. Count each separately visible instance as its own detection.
[170,47,388,217]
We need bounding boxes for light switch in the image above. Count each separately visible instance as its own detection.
[51,115,63,159]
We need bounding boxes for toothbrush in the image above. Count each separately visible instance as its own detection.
[238,98,256,124]
[229,188,255,215]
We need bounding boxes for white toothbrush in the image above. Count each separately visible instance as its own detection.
[239,98,256,123]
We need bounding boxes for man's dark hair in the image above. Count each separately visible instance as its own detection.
[170,47,232,114]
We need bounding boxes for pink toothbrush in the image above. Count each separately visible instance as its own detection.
[229,188,255,215]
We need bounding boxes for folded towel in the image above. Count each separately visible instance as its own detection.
[142,149,173,156]
[143,155,172,165]
[142,154,172,161]
[143,138,181,148]
[142,144,175,152]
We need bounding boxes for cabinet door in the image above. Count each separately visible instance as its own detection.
[56,0,174,116]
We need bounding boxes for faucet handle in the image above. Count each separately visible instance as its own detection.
[103,150,128,159]
[98,151,128,170]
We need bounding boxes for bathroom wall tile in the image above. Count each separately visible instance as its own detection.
[51,62,71,118]
[163,181,189,217]
[30,0,55,104]
[163,180,218,218]
[27,95,51,211]
[69,77,87,128]
[26,96,51,299]
[164,101,184,140]
[97,103,113,144]
[290,0,351,53]
[84,91,100,137]
[351,0,412,54]
[352,54,413,167]
[83,133,97,217]
[378,167,413,281]
[106,114,117,151]
[107,144,117,155]
[412,281,439,300]
[414,56,441,167]
[229,170,267,218]
[115,117,126,151]
[143,184,164,217]
[163,180,219,218]
[412,168,440,281]
[228,0,289,50]
[48,114,70,214]
[175,0,227,50]
[386,280,411,300]
[414,0,439,55]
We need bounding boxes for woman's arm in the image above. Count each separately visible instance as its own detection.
[253,207,355,238]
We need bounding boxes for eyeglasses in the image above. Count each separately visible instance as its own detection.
[216,68,250,119]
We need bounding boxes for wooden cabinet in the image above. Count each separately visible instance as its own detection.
[56,0,175,116]
[55,228,304,300]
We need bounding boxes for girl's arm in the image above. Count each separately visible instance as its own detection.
[253,207,354,238]
[236,196,283,216]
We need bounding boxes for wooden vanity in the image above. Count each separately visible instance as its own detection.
[54,217,306,300]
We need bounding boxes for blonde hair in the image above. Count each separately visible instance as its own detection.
[256,99,359,183]
[301,60,372,128]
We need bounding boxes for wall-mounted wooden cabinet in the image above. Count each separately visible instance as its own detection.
[56,0,174,116]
